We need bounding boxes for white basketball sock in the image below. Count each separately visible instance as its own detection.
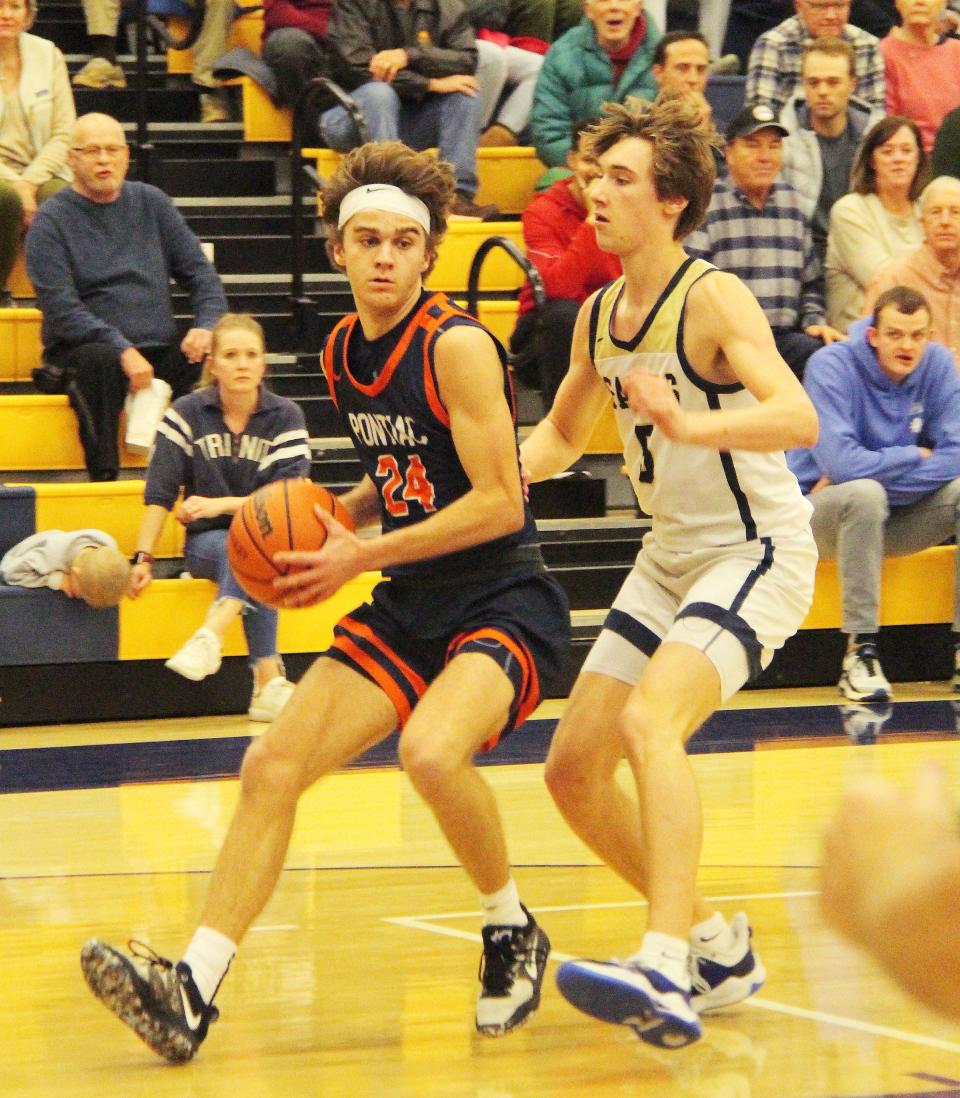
[481,877,527,927]
[182,926,237,1006]
[689,911,735,953]
[634,931,691,990]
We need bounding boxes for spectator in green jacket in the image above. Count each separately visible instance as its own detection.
[530,0,661,169]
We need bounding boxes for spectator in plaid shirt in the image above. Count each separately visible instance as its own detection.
[686,104,846,379]
[745,1,885,118]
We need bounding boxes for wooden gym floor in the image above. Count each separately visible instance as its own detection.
[3,684,960,1097]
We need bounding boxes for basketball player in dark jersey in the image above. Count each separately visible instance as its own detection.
[79,141,570,1063]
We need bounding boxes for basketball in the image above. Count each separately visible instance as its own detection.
[227,478,354,607]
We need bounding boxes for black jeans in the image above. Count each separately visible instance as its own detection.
[45,340,200,480]
[772,328,822,382]
[510,299,581,411]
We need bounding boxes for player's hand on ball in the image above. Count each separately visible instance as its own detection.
[273,504,363,607]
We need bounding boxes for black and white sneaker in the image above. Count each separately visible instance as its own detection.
[80,939,217,1063]
[839,643,891,702]
[476,906,550,1036]
[689,913,766,1014]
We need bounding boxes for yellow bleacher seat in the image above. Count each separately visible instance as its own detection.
[302,144,545,215]
[239,75,291,142]
[0,308,41,382]
[427,221,524,293]
[119,571,379,659]
[24,481,184,559]
[0,395,148,471]
[167,7,265,74]
[803,544,955,630]
[474,299,518,345]
[6,247,34,299]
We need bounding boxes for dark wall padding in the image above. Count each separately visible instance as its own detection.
[0,486,36,557]
[0,586,119,665]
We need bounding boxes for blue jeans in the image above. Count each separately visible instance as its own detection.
[319,80,481,197]
[185,527,279,664]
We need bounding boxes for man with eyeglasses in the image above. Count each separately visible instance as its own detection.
[745,0,886,117]
[25,113,226,482]
[865,176,960,364]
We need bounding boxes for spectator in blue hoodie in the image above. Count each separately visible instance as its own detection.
[787,284,960,703]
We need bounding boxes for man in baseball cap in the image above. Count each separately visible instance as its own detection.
[725,103,790,143]
[686,99,845,379]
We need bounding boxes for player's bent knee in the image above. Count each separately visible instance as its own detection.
[544,741,607,808]
[239,738,310,804]
[397,735,459,799]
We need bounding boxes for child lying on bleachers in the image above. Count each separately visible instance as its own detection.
[0,529,131,608]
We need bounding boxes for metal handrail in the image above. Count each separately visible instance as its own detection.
[465,235,546,317]
[290,76,368,350]
[130,0,208,183]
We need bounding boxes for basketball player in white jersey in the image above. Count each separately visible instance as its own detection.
[520,97,820,1049]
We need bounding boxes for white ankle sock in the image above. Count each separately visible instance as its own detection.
[635,931,691,990]
[690,912,734,954]
[480,878,526,927]
[182,926,237,1005]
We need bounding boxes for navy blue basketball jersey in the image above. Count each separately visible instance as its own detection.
[322,290,542,579]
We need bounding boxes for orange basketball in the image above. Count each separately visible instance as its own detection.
[227,478,354,607]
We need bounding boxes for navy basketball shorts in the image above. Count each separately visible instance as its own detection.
[324,568,569,748]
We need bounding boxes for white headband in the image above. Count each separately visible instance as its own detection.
[337,184,432,234]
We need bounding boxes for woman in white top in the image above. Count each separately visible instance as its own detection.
[825,115,927,332]
[0,0,74,301]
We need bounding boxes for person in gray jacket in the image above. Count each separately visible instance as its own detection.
[780,35,884,264]
[0,528,130,608]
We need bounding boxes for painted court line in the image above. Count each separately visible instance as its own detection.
[382,888,820,923]
[383,892,960,1056]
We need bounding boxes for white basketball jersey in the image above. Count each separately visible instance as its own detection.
[590,258,813,551]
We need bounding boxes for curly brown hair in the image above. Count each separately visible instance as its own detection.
[585,97,719,240]
[321,142,456,273]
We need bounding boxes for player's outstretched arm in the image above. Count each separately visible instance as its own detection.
[631,272,818,453]
[520,292,610,483]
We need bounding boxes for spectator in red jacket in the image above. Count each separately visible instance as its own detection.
[511,117,622,406]
[261,0,334,108]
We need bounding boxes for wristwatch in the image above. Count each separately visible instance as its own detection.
[131,551,155,566]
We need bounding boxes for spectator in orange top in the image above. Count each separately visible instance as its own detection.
[510,116,621,406]
[880,0,960,152]
[864,175,960,364]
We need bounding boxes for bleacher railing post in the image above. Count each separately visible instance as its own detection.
[290,77,368,352]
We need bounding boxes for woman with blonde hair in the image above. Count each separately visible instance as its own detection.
[0,0,74,301]
[128,313,312,723]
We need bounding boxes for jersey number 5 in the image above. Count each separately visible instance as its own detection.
[634,424,655,483]
[376,454,437,516]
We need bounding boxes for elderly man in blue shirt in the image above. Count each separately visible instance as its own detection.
[686,103,845,379]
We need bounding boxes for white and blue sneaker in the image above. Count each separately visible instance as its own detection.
[689,912,766,1014]
[556,958,702,1048]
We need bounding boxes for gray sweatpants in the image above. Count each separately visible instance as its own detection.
[809,476,960,635]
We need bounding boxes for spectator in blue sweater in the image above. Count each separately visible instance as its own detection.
[787,285,960,704]
[25,113,227,482]
[128,313,312,723]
